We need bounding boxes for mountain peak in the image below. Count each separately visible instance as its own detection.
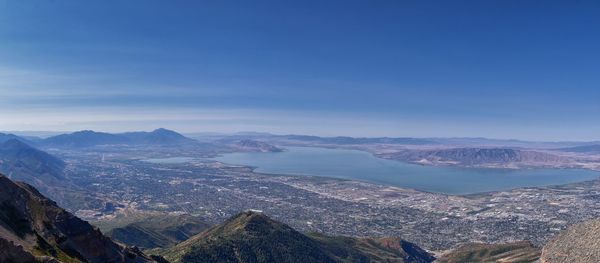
[160,211,435,263]
[203,210,293,240]
[152,128,174,133]
[161,211,338,263]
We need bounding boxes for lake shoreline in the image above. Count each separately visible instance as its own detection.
[214,146,600,195]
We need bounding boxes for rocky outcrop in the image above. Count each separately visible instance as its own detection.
[0,174,157,262]
[541,218,600,263]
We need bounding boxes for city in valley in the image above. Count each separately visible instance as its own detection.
[12,130,598,253]
[2,2,599,262]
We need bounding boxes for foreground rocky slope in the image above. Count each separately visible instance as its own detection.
[436,241,540,263]
[159,211,434,263]
[541,218,600,263]
[0,174,158,263]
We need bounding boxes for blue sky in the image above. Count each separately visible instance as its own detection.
[0,1,599,140]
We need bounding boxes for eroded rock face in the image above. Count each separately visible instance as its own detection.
[541,219,600,263]
[0,174,157,263]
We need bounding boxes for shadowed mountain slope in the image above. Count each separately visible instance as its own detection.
[0,133,31,144]
[107,214,211,249]
[0,139,66,190]
[0,174,158,263]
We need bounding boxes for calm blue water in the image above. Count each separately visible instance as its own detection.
[215,146,600,195]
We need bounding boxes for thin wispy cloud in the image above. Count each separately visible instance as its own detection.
[0,1,599,140]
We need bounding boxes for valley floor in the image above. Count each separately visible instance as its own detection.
[46,146,600,252]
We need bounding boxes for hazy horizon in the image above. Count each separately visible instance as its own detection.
[1,1,599,141]
[2,128,599,143]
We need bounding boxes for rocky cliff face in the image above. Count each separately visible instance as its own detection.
[541,218,600,263]
[0,174,157,263]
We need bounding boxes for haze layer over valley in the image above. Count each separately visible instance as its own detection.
[2,2,600,262]
[2,129,600,256]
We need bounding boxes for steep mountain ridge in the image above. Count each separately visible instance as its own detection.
[0,139,65,178]
[159,211,435,263]
[0,132,31,144]
[0,174,157,263]
[0,139,67,193]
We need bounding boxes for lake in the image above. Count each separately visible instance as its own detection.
[214,146,600,195]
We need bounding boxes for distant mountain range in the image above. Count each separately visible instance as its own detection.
[0,174,160,263]
[282,135,438,145]
[378,148,569,168]
[6,129,600,149]
[232,139,284,152]
[189,132,600,149]
[41,128,197,148]
[42,130,130,148]
[558,144,600,153]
